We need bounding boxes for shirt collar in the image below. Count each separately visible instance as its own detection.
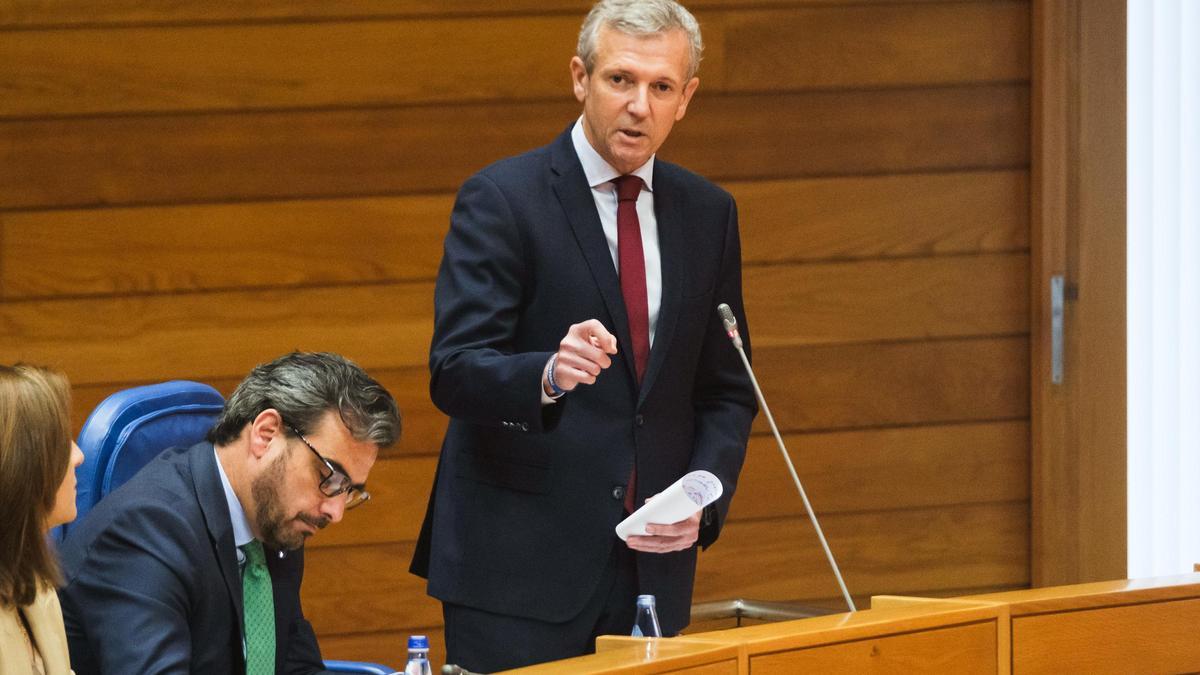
[571,117,655,192]
[213,446,255,550]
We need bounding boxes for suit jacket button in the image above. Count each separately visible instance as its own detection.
[635,414,644,427]
[611,485,626,501]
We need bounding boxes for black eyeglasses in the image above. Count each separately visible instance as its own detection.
[289,427,371,510]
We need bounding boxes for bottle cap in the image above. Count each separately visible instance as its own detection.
[636,594,656,606]
[408,635,429,650]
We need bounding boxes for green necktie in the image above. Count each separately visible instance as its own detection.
[240,540,276,675]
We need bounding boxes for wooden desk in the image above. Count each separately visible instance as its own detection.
[499,573,1200,673]
[686,598,1006,674]
[503,598,1008,674]
[967,574,1200,674]
[503,638,740,674]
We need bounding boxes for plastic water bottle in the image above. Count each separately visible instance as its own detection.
[630,594,663,637]
[403,635,432,675]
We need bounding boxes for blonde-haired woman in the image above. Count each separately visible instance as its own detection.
[0,364,83,674]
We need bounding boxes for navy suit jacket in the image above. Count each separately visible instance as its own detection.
[411,126,757,633]
[58,442,330,675]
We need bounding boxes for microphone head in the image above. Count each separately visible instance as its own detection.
[717,303,743,348]
[717,303,738,332]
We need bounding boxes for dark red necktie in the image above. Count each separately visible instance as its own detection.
[614,175,650,382]
[613,175,648,513]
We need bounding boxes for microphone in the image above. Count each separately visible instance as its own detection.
[716,303,857,613]
[441,665,481,675]
[717,303,743,349]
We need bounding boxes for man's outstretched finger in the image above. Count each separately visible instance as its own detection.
[576,319,618,355]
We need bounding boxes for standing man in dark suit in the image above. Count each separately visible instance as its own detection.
[58,352,401,675]
[410,0,757,669]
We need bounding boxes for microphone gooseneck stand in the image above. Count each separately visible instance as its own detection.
[717,303,857,613]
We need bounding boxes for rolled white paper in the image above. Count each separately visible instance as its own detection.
[615,470,723,541]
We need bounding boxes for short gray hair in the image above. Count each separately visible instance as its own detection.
[208,351,400,449]
[577,0,704,80]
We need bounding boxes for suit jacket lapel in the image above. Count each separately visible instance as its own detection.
[191,443,245,630]
[195,442,293,672]
[550,129,639,388]
[640,164,684,406]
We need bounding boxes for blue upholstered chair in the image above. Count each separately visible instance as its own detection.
[60,380,394,674]
[66,380,225,538]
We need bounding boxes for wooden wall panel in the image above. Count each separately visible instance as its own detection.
[0,0,1033,665]
[69,335,1023,461]
[0,85,1032,210]
[744,253,1029,347]
[0,3,1025,117]
[0,263,1023,383]
[722,2,1028,91]
[0,17,581,117]
[301,502,1030,635]
[0,86,1026,211]
[58,338,1026,453]
[1,170,1026,299]
[0,284,434,384]
[752,337,1028,432]
[307,456,437,546]
[0,196,453,298]
[664,86,1028,179]
[736,170,1029,263]
[305,542,441,635]
[0,0,1003,29]
[287,420,1030,549]
[694,502,1030,605]
[731,421,1030,519]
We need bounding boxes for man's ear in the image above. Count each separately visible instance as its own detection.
[570,56,589,103]
[674,76,700,121]
[248,409,284,460]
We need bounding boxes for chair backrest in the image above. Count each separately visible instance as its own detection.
[58,380,225,540]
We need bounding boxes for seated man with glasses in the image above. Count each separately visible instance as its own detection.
[58,351,401,675]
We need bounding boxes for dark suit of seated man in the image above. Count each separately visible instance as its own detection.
[58,351,401,675]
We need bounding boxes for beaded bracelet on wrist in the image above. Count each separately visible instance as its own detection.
[547,354,566,397]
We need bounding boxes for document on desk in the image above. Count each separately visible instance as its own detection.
[615,470,723,541]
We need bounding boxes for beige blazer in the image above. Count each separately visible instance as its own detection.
[0,588,72,675]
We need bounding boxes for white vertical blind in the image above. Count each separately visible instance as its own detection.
[1128,0,1200,578]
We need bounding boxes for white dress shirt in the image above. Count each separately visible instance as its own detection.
[214,447,255,657]
[214,447,255,567]
[542,120,664,404]
[570,118,662,345]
